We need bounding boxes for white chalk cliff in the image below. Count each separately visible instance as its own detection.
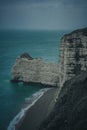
[59,27,87,86]
[11,27,87,87]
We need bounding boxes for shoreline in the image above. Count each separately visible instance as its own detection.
[16,88,57,130]
[7,88,58,130]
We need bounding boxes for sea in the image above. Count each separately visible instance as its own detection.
[0,30,70,130]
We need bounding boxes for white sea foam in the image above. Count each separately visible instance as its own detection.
[7,88,51,130]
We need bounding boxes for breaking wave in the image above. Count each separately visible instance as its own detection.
[7,88,51,130]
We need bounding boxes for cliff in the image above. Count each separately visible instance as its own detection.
[39,71,87,130]
[59,27,87,87]
[11,53,59,87]
[39,27,87,130]
[11,27,87,88]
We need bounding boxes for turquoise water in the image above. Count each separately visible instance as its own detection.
[0,30,69,130]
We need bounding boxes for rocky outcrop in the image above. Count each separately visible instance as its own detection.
[39,71,87,130]
[11,55,59,87]
[59,27,87,87]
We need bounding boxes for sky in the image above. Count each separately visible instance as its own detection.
[0,0,87,30]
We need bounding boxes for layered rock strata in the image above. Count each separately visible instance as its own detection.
[59,27,87,87]
[11,54,59,87]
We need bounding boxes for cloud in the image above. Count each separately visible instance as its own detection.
[0,0,87,30]
[0,0,63,10]
[1,0,87,7]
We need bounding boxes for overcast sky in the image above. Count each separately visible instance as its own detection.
[0,0,87,30]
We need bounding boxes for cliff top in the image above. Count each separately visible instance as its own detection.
[69,27,87,36]
[61,27,87,42]
[62,27,87,39]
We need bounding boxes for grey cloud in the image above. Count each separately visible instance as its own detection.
[0,0,87,30]
[1,0,87,6]
[0,0,54,5]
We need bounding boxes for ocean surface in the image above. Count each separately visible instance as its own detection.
[0,30,70,130]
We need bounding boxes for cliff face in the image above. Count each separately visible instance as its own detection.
[59,28,87,87]
[11,55,59,87]
[39,71,87,130]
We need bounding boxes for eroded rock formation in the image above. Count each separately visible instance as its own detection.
[11,54,59,87]
[11,27,87,88]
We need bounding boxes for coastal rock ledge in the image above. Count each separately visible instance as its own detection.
[11,27,87,88]
[11,53,59,87]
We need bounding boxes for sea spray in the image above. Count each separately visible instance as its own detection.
[7,88,51,130]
